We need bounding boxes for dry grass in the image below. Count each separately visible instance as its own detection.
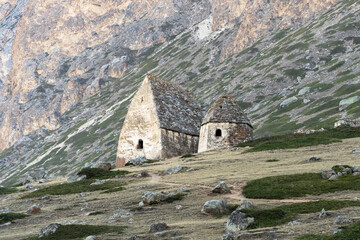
[0,138,359,239]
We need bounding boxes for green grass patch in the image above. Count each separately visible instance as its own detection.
[89,211,105,216]
[242,200,360,229]
[164,193,185,203]
[181,153,195,158]
[239,126,360,152]
[0,187,18,195]
[243,173,360,199]
[23,224,125,240]
[328,61,345,72]
[0,213,27,224]
[297,221,360,240]
[77,168,129,180]
[21,180,125,199]
[284,68,306,80]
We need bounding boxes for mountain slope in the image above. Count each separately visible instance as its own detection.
[0,0,359,185]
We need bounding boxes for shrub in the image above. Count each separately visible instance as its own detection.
[77,168,129,180]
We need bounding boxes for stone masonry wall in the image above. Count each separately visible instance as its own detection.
[160,128,199,159]
[116,78,162,167]
[198,123,253,152]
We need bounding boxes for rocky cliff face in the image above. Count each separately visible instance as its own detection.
[0,0,340,151]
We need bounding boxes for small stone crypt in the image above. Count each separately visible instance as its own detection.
[116,74,203,167]
[198,95,253,153]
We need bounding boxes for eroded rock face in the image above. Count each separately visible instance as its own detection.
[0,0,340,151]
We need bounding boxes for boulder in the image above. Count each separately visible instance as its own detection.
[321,170,336,179]
[98,163,112,171]
[163,165,183,175]
[298,87,310,96]
[334,216,352,225]
[126,156,147,166]
[226,211,254,232]
[236,199,254,210]
[85,236,95,240]
[212,181,231,194]
[39,223,61,238]
[142,191,168,205]
[352,149,360,154]
[27,205,41,215]
[149,222,168,233]
[280,96,298,108]
[201,200,229,215]
[339,96,360,110]
[27,168,48,182]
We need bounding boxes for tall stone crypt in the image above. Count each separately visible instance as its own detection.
[116,75,203,167]
[198,95,253,152]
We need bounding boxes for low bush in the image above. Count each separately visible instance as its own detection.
[164,193,185,203]
[77,168,129,180]
[181,153,195,158]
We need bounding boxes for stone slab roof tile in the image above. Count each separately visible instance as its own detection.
[147,74,203,136]
[202,95,252,127]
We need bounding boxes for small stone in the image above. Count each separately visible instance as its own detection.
[27,205,41,215]
[41,196,51,200]
[78,193,87,198]
[135,171,150,178]
[26,184,36,190]
[154,230,177,237]
[329,175,338,181]
[176,187,190,193]
[149,222,168,233]
[85,236,95,240]
[352,197,358,201]
[307,156,321,162]
[303,99,311,104]
[288,221,301,226]
[39,223,61,237]
[222,231,238,240]
[334,216,353,225]
[90,179,108,185]
[163,165,183,175]
[332,228,342,234]
[0,208,11,214]
[319,208,329,218]
[98,163,112,171]
[138,201,144,207]
[126,156,147,166]
[322,170,336,179]
[201,200,229,215]
[352,149,360,154]
[212,181,231,194]
[226,211,254,232]
[176,205,182,210]
[236,199,254,210]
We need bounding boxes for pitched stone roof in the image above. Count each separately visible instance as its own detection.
[202,95,252,127]
[147,74,203,136]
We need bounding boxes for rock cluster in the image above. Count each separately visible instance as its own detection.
[322,165,360,180]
